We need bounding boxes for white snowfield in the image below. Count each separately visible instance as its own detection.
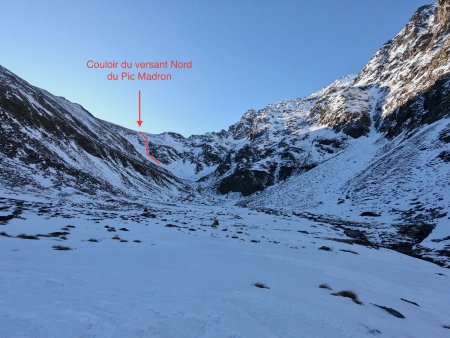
[0,202,449,338]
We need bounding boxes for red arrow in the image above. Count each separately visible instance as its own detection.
[137,89,143,127]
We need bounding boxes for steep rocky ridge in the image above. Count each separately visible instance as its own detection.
[0,66,188,201]
[135,2,449,196]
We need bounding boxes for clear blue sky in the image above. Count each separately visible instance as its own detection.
[1,0,432,136]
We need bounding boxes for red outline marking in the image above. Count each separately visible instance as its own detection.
[139,131,160,165]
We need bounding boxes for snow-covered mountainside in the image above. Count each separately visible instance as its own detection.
[0,66,190,201]
[139,1,450,200]
[108,1,450,266]
[242,1,450,266]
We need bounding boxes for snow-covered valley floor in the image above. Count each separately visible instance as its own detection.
[0,198,449,338]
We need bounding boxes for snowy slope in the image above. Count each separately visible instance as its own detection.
[245,117,449,264]
[0,66,189,202]
[122,1,449,200]
[0,198,450,337]
[239,1,450,265]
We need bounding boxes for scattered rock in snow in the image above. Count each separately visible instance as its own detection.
[332,290,362,305]
[254,282,270,289]
[340,249,359,255]
[401,298,420,307]
[16,234,39,240]
[319,283,332,290]
[371,304,405,319]
[360,211,381,217]
[52,245,72,251]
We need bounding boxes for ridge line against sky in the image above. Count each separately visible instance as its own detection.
[0,0,432,137]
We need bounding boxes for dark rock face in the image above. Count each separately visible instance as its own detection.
[279,166,295,181]
[381,75,450,137]
[228,109,258,139]
[437,0,450,31]
[396,223,435,244]
[309,85,372,138]
[439,126,450,143]
[355,3,449,127]
[438,150,450,162]
[218,170,274,196]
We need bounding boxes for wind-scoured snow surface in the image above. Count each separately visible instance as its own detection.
[1,200,450,337]
[0,1,450,337]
